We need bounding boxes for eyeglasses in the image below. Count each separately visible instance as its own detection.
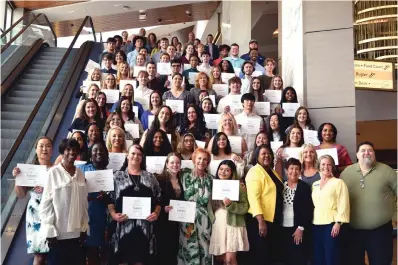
[184,139,194,143]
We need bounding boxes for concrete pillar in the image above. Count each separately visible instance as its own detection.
[281,0,356,159]
[221,0,251,48]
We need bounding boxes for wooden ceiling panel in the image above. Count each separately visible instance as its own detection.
[51,1,220,38]
[12,1,87,10]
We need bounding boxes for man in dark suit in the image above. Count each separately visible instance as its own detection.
[205,34,219,61]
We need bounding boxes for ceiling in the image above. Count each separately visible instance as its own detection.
[33,0,216,22]
[49,1,219,38]
[12,0,87,10]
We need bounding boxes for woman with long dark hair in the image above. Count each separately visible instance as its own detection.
[96,92,109,120]
[142,129,173,157]
[70,99,104,131]
[179,104,211,143]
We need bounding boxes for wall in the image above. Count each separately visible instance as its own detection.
[222,1,251,48]
[251,13,278,61]
[12,8,24,24]
[199,3,222,44]
[355,90,397,121]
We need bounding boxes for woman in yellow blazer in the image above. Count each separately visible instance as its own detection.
[245,144,284,265]
[312,155,349,265]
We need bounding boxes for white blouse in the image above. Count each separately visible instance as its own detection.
[39,164,88,240]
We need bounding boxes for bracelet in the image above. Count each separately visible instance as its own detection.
[108,204,115,212]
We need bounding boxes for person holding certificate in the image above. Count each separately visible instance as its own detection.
[140,91,162,130]
[209,132,245,179]
[142,129,173,156]
[181,54,199,91]
[178,148,214,265]
[216,77,244,116]
[108,144,161,265]
[209,65,224,85]
[274,86,299,128]
[311,155,349,265]
[54,131,88,165]
[76,141,109,265]
[69,99,104,132]
[39,139,88,265]
[116,62,133,86]
[207,112,248,157]
[102,73,117,90]
[314,123,352,176]
[299,144,321,187]
[245,144,284,265]
[248,77,266,102]
[189,72,218,106]
[177,133,198,160]
[275,125,305,180]
[13,136,53,265]
[115,96,144,139]
[281,158,314,265]
[109,84,145,119]
[135,71,154,99]
[179,104,211,143]
[245,131,269,168]
[140,105,180,151]
[106,127,128,153]
[209,160,249,264]
[266,113,287,143]
[285,106,315,134]
[104,113,125,141]
[96,92,110,120]
[155,153,185,265]
[162,73,195,128]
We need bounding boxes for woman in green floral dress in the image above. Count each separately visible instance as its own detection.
[178,148,214,265]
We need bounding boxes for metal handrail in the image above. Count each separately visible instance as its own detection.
[0,16,96,176]
[0,12,35,39]
[1,13,57,53]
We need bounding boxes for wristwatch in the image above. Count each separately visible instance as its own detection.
[298,226,304,231]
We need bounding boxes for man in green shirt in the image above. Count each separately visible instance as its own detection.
[340,141,397,265]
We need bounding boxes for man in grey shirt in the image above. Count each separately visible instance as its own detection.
[340,141,397,265]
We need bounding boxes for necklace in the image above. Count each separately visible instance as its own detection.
[129,174,140,191]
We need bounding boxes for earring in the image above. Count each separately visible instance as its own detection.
[108,143,112,149]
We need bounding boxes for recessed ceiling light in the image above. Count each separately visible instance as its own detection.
[122,6,130,10]
[113,4,123,7]
[139,14,147,20]
[67,10,75,14]
[139,10,146,13]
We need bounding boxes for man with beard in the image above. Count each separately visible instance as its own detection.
[340,141,397,265]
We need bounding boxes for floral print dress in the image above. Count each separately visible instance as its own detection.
[178,169,213,265]
[26,188,49,253]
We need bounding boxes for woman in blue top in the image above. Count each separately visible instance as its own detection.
[76,141,109,265]
[140,91,162,130]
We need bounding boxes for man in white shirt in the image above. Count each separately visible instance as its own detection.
[40,139,88,265]
[197,51,212,76]
[166,45,178,61]
[217,76,243,116]
[235,93,265,151]
[240,61,254,94]
[135,71,154,110]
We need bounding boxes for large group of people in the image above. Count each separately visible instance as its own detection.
[12,29,396,265]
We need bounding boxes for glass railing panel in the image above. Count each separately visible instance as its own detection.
[0,13,36,45]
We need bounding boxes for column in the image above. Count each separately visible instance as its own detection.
[281,0,356,159]
[221,0,251,48]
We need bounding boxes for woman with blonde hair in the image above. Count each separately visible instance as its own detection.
[190,71,218,105]
[299,144,321,186]
[102,73,117,90]
[110,83,145,118]
[207,112,248,157]
[177,133,198,160]
[268,75,283,90]
[106,126,128,153]
[116,61,133,85]
[76,68,102,99]
[209,65,224,85]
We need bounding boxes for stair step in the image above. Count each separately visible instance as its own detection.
[6,97,38,105]
[2,104,35,112]
[1,139,35,152]
[1,120,41,130]
[1,129,38,139]
[12,84,45,92]
[9,90,43,98]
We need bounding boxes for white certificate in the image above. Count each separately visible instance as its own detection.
[282,103,301,117]
[15,164,47,187]
[148,115,155,127]
[157,63,172,75]
[303,129,320,146]
[124,123,140,139]
[85,169,114,193]
[204,113,221,130]
[133,106,138,118]
[167,134,172,144]
[183,64,191,71]
[123,197,151,220]
[207,160,223,176]
[209,95,216,107]
[263,90,282,103]
[146,156,167,174]
[108,152,126,171]
[102,89,119,103]
[85,59,100,73]
[254,102,270,116]
[168,200,196,223]
[212,179,240,201]
[252,70,263,77]
[135,97,150,110]
[82,81,101,93]
[228,136,242,154]
[119,80,137,91]
[229,94,242,109]
[126,140,134,149]
[181,160,194,169]
[270,141,284,154]
[233,67,241,76]
[166,100,184,113]
[212,84,229,97]
[316,148,339,165]
[283,147,302,160]
[195,140,206,149]
[188,72,199,85]
[72,129,85,134]
[133,66,146,77]
[239,118,261,134]
[221,73,236,83]
[74,160,87,166]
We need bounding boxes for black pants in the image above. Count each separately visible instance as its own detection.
[344,222,393,265]
[246,214,282,265]
[282,226,307,265]
[48,238,85,265]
